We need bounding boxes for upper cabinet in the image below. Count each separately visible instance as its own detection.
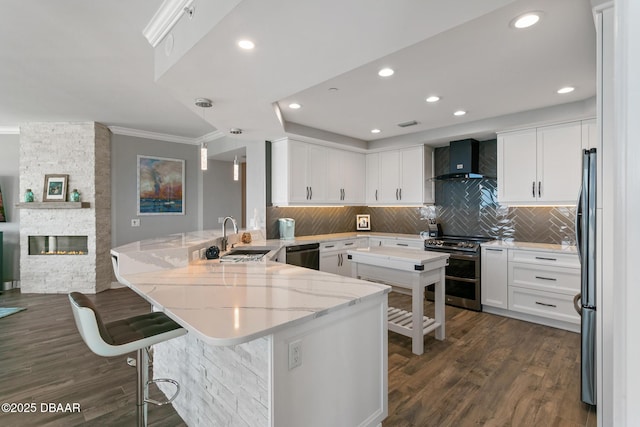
[326,148,366,204]
[497,120,589,205]
[366,145,434,205]
[271,138,365,206]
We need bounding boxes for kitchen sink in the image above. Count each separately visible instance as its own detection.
[219,248,272,262]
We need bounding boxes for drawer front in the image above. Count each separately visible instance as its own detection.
[509,263,580,295]
[381,238,423,249]
[320,238,363,252]
[509,249,579,268]
[509,286,580,324]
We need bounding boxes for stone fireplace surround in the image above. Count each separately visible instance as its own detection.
[19,122,111,294]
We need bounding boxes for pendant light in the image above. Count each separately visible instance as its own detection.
[200,143,208,170]
[195,97,213,171]
[233,155,239,181]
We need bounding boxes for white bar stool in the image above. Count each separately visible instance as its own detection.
[68,292,187,426]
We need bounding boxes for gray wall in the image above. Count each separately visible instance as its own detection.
[203,159,242,230]
[111,134,200,247]
[0,134,20,283]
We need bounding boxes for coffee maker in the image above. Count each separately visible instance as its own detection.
[427,218,442,238]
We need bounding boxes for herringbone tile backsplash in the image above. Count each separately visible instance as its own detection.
[267,139,576,245]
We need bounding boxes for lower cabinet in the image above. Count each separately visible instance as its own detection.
[319,238,366,277]
[507,249,580,325]
[481,245,580,331]
[481,247,508,309]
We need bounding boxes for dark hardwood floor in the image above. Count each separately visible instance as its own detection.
[385,292,596,427]
[0,288,596,426]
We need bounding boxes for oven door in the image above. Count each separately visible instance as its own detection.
[426,252,481,311]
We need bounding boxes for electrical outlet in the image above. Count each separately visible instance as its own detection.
[131,219,140,227]
[288,339,302,370]
[199,248,206,259]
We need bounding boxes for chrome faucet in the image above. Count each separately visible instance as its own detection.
[221,216,238,251]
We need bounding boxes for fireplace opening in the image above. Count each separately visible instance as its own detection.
[28,236,88,255]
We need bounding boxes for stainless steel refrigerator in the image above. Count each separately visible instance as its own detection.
[575,147,597,406]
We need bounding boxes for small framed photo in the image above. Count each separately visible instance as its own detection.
[356,214,371,231]
[43,174,69,202]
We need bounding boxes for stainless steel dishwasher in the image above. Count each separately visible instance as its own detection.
[285,243,320,270]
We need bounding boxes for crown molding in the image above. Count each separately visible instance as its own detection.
[195,130,226,144]
[109,126,200,144]
[0,126,20,134]
[143,0,194,47]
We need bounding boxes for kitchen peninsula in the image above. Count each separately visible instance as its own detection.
[111,231,390,427]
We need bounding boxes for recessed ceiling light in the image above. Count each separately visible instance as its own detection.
[288,103,301,109]
[512,12,541,29]
[238,40,255,50]
[557,86,575,94]
[426,96,440,103]
[328,87,339,92]
[371,129,381,134]
[378,68,394,77]
[453,110,466,116]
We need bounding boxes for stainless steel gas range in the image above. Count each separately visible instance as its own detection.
[424,235,493,311]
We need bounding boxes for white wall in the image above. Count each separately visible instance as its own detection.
[207,136,267,230]
[202,159,242,230]
[111,134,200,247]
[614,0,640,424]
[0,133,20,284]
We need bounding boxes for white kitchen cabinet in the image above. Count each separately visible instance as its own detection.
[507,249,580,325]
[497,121,585,205]
[481,246,508,309]
[366,145,433,205]
[365,152,380,204]
[272,138,365,206]
[319,238,365,277]
[327,148,365,204]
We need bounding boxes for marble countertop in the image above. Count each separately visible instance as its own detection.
[481,240,578,254]
[115,259,389,346]
[348,246,450,271]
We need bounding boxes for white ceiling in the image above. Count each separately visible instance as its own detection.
[0,0,595,147]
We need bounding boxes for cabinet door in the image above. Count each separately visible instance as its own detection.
[288,141,311,202]
[498,129,537,204]
[342,151,365,204]
[536,122,583,203]
[319,251,339,275]
[399,146,423,203]
[326,148,344,203]
[366,153,380,204]
[307,144,328,202]
[378,150,400,203]
[481,247,508,309]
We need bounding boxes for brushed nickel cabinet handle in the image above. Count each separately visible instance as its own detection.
[399,188,402,200]
[535,301,557,308]
[535,276,557,281]
[375,189,378,201]
[532,181,536,198]
[535,256,557,261]
[538,181,542,197]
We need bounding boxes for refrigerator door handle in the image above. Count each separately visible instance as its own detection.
[573,293,582,315]
[575,184,583,263]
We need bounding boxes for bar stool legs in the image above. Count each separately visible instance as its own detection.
[134,347,181,427]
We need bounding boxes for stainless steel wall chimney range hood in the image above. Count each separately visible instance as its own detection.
[434,138,485,180]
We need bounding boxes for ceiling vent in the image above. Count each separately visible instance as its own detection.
[397,120,418,128]
[229,128,243,135]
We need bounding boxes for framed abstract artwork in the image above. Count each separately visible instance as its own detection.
[137,155,185,215]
